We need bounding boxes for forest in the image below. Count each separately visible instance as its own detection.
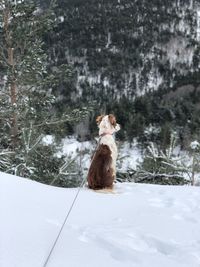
[0,0,200,185]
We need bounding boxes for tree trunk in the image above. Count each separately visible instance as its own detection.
[4,6,18,148]
[191,154,195,186]
[8,47,18,149]
[8,48,18,148]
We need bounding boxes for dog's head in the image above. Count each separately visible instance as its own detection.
[96,114,117,127]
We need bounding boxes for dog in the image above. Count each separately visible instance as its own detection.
[87,114,120,190]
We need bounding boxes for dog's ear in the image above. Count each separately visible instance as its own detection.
[108,114,117,127]
[96,115,104,125]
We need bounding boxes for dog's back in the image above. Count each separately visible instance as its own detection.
[87,144,114,190]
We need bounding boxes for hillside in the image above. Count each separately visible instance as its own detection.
[45,0,200,102]
[42,0,200,144]
[1,0,200,146]
[1,172,200,267]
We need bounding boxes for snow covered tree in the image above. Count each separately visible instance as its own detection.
[0,150,13,171]
[0,0,55,145]
[134,135,189,185]
[189,140,200,186]
[0,0,90,184]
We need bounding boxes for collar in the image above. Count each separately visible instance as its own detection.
[100,133,113,137]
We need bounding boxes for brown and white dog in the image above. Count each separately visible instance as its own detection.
[87,114,120,190]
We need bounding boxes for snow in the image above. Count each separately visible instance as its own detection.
[54,136,142,174]
[189,0,194,9]
[61,137,92,157]
[87,74,101,85]
[190,140,200,150]
[163,38,194,68]
[106,32,112,48]
[147,70,163,91]
[1,172,200,267]
[103,77,110,87]
[197,9,200,41]
[58,16,64,23]
[43,135,55,145]
[118,141,142,170]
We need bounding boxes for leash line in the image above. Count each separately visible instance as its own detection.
[43,140,100,267]
[43,175,87,267]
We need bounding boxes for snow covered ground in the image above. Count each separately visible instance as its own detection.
[1,172,200,267]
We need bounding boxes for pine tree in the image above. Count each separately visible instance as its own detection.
[189,140,200,186]
[0,0,90,184]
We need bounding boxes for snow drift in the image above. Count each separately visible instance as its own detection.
[0,172,200,267]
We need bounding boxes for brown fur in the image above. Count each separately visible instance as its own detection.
[96,115,105,125]
[108,114,117,127]
[87,144,114,190]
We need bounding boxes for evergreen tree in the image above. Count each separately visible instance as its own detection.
[189,140,200,186]
[0,0,90,185]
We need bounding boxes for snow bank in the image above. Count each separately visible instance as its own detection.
[1,172,200,267]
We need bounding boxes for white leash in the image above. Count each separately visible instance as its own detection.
[43,175,87,267]
[43,140,100,267]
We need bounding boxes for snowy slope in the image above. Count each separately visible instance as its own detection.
[1,172,200,267]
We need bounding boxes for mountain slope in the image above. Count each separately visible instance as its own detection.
[1,172,200,267]
[45,0,200,102]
